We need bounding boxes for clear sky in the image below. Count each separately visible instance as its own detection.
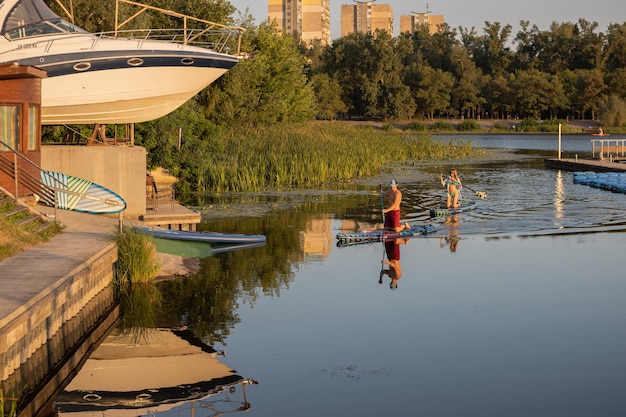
[228,0,626,41]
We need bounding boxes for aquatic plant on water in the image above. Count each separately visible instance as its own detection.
[116,281,162,343]
[179,122,486,196]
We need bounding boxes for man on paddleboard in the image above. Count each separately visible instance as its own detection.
[379,179,411,232]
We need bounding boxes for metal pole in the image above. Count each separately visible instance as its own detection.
[13,153,18,198]
[558,123,562,160]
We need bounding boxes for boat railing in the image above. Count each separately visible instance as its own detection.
[97,28,241,55]
[113,0,244,55]
[46,0,245,55]
[591,139,626,161]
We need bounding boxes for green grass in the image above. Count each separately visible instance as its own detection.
[0,201,61,261]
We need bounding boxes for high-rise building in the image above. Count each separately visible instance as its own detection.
[340,1,393,37]
[268,0,331,46]
[399,8,445,35]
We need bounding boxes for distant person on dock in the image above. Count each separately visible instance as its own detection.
[598,127,604,135]
[379,179,411,232]
[440,169,463,209]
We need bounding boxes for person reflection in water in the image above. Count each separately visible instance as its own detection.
[440,214,460,253]
[379,237,408,289]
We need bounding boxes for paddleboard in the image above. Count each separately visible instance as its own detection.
[429,200,477,217]
[336,224,437,244]
[40,171,126,214]
[150,237,266,258]
[138,227,267,244]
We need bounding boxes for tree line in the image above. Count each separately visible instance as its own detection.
[209,17,626,126]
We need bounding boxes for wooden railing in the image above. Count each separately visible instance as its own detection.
[0,144,57,211]
[591,139,626,161]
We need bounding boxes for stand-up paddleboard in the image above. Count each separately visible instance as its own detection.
[429,200,477,217]
[40,171,126,214]
[336,224,437,246]
[137,227,267,258]
[150,237,266,258]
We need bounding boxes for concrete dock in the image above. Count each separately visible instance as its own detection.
[0,208,119,330]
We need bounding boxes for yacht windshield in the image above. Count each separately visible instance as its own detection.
[2,0,86,39]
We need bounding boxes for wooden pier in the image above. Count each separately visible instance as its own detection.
[545,157,626,172]
[140,200,201,230]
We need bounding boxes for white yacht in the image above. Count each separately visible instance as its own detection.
[0,0,243,124]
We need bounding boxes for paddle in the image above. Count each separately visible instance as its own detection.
[440,175,487,199]
[462,184,487,199]
[379,185,386,224]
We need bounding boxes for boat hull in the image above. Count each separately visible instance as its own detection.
[40,65,233,124]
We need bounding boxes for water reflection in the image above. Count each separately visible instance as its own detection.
[439,214,461,253]
[554,170,565,227]
[380,237,409,289]
[55,329,255,417]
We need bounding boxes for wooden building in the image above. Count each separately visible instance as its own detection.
[0,63,46,197]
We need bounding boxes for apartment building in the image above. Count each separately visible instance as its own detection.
[340,1,393,37]
[268,0,331,45]
[399,12,445,35]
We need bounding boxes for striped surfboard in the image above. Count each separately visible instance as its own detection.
[40,171,126,214]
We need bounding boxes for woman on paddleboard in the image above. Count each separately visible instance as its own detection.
[378,179,411,232]
[440,169,463,209]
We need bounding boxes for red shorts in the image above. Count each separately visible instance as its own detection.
[384,210,400,229]
[385,240,400,261]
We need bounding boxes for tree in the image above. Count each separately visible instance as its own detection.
[203,22,316,125]
[562,69,607,119]
[320,30,412,120]
[449,46,485,119]
[309,73,347,120]
[604,23,626,71]
[409,65,454,119]
[462,21,513,76]
[510,69,564,118]
[483,73,513,119]
[599,95,626,127]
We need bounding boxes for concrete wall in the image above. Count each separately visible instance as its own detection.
[41,145,147,218]
[0,244,117,382]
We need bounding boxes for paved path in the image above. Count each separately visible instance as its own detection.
[0,207,119,326]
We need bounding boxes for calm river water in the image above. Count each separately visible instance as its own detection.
[49,134,626,417]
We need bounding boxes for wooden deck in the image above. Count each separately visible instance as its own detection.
[140,201,201,230]
[545,157,626,172]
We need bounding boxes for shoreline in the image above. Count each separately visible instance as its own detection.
[344,118,605,133]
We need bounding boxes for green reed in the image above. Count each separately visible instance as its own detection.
[115,226,161,284]
[200,122,484,193]
[0,390,17,417]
